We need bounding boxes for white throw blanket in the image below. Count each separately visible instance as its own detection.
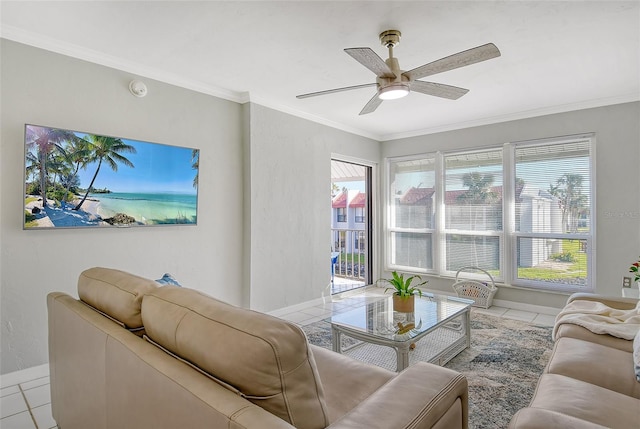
[553,299,640,341]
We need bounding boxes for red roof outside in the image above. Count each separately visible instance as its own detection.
[350,192,366,207]
[400,187,435,205]
[331,192,347,208]
[399,186,509,205]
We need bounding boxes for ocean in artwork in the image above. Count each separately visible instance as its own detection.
[92,192,197,224]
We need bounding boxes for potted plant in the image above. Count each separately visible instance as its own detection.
[380,271,428,312]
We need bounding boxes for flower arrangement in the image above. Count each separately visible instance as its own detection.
[630,257,640,282]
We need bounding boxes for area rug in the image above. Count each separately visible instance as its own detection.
[302,311,553,429]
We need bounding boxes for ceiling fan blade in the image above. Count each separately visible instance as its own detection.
[410,81,469,100]
[296,83,377,99]
[359,93,383,115]
[405,43,501,80]
[345,48,396,78]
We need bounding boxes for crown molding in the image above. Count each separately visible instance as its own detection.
[1,25,245,103]
[380,93,640,142]
[247,93,381,141]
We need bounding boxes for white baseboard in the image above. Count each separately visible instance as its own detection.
[0,363,49,388]
[268,296,327,317]
[268,285,369,317]
[492,298,561,316]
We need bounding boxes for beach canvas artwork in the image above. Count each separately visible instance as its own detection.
[24,124,199,229]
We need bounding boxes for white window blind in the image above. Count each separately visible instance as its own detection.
[513,138,592,290]
[444,149,503,276]
[387,156,436,271]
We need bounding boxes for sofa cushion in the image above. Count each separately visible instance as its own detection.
[141,286,330,429]
[545,337,639,398]
[78,267,158,329]
[528,374,640,428]
[554,323,633,352]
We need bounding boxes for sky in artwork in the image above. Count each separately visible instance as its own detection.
[72,132,197,194]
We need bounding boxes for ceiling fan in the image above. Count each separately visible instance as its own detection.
[296,30,501,115]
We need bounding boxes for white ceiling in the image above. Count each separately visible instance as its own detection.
[2,1,639,141]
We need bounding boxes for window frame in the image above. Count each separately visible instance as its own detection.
[385,154,437,274]
[440,147,505,280]
[385,134,595,293]
[507,134,595,292]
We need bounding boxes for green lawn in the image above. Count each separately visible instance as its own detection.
[518,239,587,281]
[334,252,366,264]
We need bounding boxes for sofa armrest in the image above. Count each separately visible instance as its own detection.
[327,362,467,429]
[567,293,639,310]
[310,344,395,422]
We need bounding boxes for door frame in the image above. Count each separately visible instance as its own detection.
[331,154,378,287]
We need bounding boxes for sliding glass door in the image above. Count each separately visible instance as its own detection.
[331,159,372,294]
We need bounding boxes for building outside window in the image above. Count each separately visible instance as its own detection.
[331,190,366,252]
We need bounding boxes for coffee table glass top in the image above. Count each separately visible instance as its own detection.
[330,293,474,342]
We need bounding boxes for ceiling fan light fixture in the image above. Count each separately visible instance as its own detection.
[378,83,410,100]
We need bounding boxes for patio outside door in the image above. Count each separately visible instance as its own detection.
[331,159,372,294]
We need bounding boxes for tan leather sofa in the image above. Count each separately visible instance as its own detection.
[48,267,468,429]
[509,293,640,429]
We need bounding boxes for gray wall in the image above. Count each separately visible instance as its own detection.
[0,40,380,374]
[245,104,379,311]
[382,102,640,308]
[0,40,245,373]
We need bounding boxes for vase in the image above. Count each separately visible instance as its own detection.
[393,294,415,313]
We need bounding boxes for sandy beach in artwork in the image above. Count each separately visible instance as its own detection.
[25,192,198,228]
[25,196,106,228]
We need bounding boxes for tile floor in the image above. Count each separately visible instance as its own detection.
[0,286,558,429]
[1,374,56,429]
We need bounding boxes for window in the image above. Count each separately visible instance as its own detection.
[336,207,346,223]
[386,135,594,292]
[444,149,503,277]
[387,156,436,271]
[355,207,365,223]
[512,138,592,291]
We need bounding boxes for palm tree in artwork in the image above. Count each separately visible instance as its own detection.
[74,135,136,211]
[191,149,199,189]
[25,125,78,208]
[59,136,92,204]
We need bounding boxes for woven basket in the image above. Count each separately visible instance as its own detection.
[452,267,497,309]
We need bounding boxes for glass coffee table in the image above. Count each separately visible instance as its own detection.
[331,293,474,372]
